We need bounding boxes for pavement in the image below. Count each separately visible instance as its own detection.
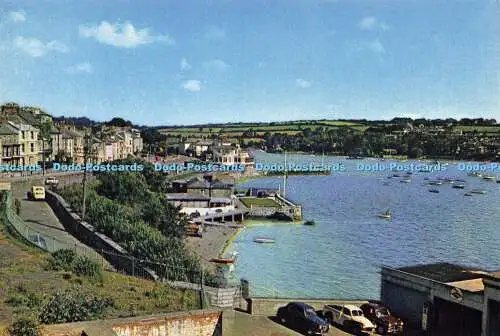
[223,310,353,336]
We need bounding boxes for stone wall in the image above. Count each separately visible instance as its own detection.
[44,190,155,280]
[247,297,369,316]
[40,310,222,336]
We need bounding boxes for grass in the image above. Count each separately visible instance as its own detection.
[0,220,200,329]
[239,197,280,208]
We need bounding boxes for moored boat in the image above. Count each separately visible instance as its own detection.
[253,237,276,243]
[304,220,316,226]
[470,189,487,194]
[483,175,496,181]
[210,251,238,264]
[464,192,473,196]
[429,189,440,193]
[452,184,465,189]
[378,210,392,219]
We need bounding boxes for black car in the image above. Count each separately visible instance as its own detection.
[277,302,329,335]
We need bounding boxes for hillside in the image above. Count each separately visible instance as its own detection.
[0,222,199,335]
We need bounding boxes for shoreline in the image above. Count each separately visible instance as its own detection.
[185,224,244,273]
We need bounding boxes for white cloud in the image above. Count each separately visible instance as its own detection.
[295,78,312,88]
[182,80,201,92]
[9,10,26,23]
[180,58,192,71]
[358,16,390,31]
[204,26,226,40]
[79,21,175,48]
[203,59,229,71]
[65,62,93,74]
[13,36,68,57]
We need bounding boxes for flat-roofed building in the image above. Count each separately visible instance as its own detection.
[381,262,500,335]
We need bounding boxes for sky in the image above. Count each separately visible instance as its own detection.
[0,0,499,126]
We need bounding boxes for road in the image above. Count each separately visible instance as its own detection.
[9,176,104,263]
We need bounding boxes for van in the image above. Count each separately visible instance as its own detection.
[28,186,46,201]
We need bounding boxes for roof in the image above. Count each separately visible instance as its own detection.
[0,123,19,135]
[209,197,231,203]
[397,263,486,283]
[343,304,362,310]
[289,302,315,310]
[17,110,39,126]
[165,193,210,201]
[447,279,484,292]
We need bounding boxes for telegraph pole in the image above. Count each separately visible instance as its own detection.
[81,129,91,221]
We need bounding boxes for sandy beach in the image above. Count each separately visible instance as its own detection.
[185,225,240,272]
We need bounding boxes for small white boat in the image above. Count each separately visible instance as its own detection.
[378,211,392,219]
[253,237,275,244]
[452,184,465,189]
[470,189,487,194]
[483,176,496,181]
[400,178,411,183]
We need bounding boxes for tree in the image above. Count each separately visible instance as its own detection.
[106,117,132,127]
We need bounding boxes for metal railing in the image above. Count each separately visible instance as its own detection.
[4,204,106,265]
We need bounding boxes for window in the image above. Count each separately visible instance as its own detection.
[30,143,34,152]
[31,131,34,139]
[342,308,351,315]
[352,310,363,317]
[21,144,25,153]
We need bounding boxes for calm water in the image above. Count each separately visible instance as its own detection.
[226,152,500,299]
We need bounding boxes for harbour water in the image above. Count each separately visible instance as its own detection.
[226,152,500,299]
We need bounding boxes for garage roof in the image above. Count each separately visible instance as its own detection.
[398,263,486,283]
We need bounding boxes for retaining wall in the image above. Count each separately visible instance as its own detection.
[44,190,152,279]
[40,309,222,336]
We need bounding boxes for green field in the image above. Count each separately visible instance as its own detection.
[239,197,280,208]
[453,126,500,134]
[158,120,366,138]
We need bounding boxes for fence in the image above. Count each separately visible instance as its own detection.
[0,190,242,309]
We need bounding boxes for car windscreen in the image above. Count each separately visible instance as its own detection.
[305,308,316,316]
[376,308,389,316]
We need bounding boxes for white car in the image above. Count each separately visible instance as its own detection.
[44,177,59,186]
[322,304,375,334]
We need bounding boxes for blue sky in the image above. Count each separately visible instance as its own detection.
[0,0,499,126]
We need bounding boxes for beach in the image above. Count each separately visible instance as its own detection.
[185,225,241,272]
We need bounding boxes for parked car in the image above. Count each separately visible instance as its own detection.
[360,301,404,335]
[322,304,375,334]
[27,186,45,201]
[44,177,59,186]
[277,302,329,335]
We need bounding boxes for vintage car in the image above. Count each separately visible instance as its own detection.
[277,302,330,335]
[360,301,404,335]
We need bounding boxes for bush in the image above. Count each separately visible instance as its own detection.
[73,256,103,282]
[48,249,77,271]
[38,289,112,324]
[8,317,39,336]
